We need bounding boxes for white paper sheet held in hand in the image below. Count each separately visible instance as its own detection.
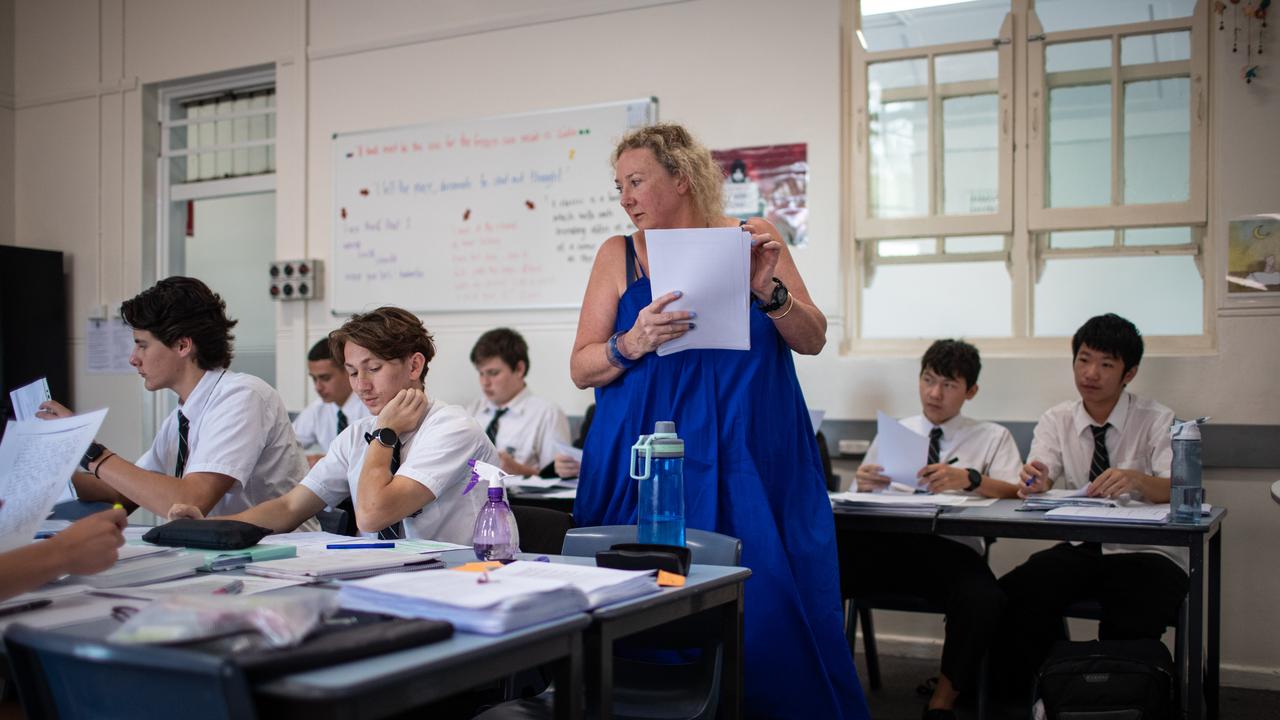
[646,227,751,356]
[0,409,108,553]
[8,378,51,422]
[874,411,929,490]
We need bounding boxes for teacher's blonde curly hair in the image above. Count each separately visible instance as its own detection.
[612,123,725,228]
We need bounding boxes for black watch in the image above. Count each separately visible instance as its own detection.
[757,277,789,313]
[82,442,107,471]
[365,427,398,448]
[965,468,982,492]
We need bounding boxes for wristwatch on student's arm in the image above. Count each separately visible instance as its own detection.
[366,428,397,448]
[81,442,107,471]
[965,468,982,492]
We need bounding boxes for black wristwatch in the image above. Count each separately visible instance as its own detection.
[965,468,982,492]
[757,277,789,313]
[81,442,107,471]
[365,427,398,448]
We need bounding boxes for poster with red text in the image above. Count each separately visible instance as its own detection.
[712,143,809,248]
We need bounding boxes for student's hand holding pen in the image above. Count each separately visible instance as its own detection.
[854,463,890,492]
[47,508,127,575]
[1018,460,1051,498]
[918,459,966,493]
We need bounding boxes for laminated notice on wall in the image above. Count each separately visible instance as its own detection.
[86,318,136,375]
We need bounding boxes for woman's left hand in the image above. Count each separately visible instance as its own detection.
[742,218,783,301]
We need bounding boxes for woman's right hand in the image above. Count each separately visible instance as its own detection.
[624,291,695,357]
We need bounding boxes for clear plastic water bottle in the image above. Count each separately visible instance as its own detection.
[473,486,518,560]
[1170,418,1206,524]
[630,421,685,547]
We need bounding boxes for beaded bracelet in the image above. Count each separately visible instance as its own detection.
[607,331,636,370]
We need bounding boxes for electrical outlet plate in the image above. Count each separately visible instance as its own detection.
[838,439,871,455]
[269,259,323,301]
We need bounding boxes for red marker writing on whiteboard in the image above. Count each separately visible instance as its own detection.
[525,200,536,210]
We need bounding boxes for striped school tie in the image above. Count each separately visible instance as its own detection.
[927,426,943,466]
[1088,424,1111,482]
[364,432,404,539]
[485,407,509,444]
[174,410,190,477]
[336,409,348,435]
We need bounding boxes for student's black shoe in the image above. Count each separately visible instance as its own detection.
[921,708,957,720]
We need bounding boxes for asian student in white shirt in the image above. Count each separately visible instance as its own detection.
[38,277,308,519]
[293,338,370,467]
[169,306,497,545]
[466,327,571,477]
[847,339,1021,719]
[997,313,1187,695]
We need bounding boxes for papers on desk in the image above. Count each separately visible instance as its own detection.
[646,227,751,356]
[257,531,467,558]
[0,409,108,553]
[1020,487,1117,511]
[494,560,659,609]
[98,574,306,601]
[830,490,970,511]
[339,568,590,634]
[873,412,928,489]
[8,377,50,421]
[75,548,205,588]
[1044,502,1212,524]
[0,593,126,631]
[245,550,444,581]
[505,475,579,490]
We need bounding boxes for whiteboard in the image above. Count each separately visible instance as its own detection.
[331,98,657,313]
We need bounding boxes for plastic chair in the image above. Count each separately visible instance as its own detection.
[476,525,742,720]
[4,624,257,719]
[511,505,575,555]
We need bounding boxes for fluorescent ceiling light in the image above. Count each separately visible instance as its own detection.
[861,0,984,16]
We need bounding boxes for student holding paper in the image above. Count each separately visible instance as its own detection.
[37,277,308,519]
[996,314,1186,693]
[466,327,570,477]
[169,307,497,545]
[846,340,1021,720]
[569,124,868,720]
[0,508,126,601]
[293,338,369,467]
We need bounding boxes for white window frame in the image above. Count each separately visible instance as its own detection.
[846,0,1211,353]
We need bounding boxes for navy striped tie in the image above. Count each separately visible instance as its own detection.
[174,410,190,478]
[1088,424,1111,482]
[927,427,943,466]
[336,409,348,435]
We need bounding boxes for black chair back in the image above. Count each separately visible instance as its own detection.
[511,505,575,555]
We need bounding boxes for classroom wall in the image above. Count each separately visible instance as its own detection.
[0,0,13,245]
[8,0,1279,687]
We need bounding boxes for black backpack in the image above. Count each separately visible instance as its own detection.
[1035,639,1175,720]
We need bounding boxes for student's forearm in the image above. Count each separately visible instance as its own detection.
[225,489,325,533]
[1138,474,1172,503]
[70,471,131,507]
[95,460,228,516]
[0,544,74,599]
[570,340,627,389]
[978,476,1021,499]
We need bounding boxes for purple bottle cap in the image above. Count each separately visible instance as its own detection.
[488,486,504,500]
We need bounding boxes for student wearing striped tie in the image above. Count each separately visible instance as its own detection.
[170,307,498,545]
[36,277,309,521]
[997,313,1185,694]
[293,338,370,467]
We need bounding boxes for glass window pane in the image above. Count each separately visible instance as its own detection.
[869,59,929,218]
[945,235,1004,253]
[1045,39,1111,74]
[1121,31,1191,65]
[863,261,1011,338]
[879,238,936,257]
[1125,227,1192,246]
[1123,78,1189,205]
[1050,230,1113,249]
[1034,255,1202,336]
[860,0,1009,52]
[943,93,999,214]
[1034,0,1194,34]
[215,97,234,178]
[232,95,250,176]
[1047,84,1111,207]
[935,50,998,85]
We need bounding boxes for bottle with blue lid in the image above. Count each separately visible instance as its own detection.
[1169,417,1208,524]
[630,421,686,547]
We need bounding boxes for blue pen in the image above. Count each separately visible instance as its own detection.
[326,542,395,549]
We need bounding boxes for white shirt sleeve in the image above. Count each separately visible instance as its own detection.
[135,414,173,474]
[985,427,1023,485]
[1028,409,1068,488]
[292,400,324,450]
[299,432,354,507]
[182,383,270,486]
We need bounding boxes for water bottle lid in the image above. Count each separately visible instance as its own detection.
[1170,418,1204,440]
[650,420,683,457]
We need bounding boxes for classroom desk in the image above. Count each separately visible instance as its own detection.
[507,487,575,514]
[832,499,1226,720]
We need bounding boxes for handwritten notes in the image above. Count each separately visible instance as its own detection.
[331,99,657,313]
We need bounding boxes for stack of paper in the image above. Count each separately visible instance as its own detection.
[1020,488,1117,511]
[494,561,658,609]
[646,227,752,356]
[1044,502,1212,524]
[257,531,467,558]
[76,547,205,588]
[97,574,305,600]
[245,550,443,581]
[338,569,589,634]
[830,490,969,514]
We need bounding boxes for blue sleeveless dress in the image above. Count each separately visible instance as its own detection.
[576,237,869,720]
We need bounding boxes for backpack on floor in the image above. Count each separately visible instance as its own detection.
[1034,639,1174,720]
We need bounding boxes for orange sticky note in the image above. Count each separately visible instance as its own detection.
[656,570,686,587]
[452,561,503,573]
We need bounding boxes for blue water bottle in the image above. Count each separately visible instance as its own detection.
[630,421,686,547]
[1169,418,1207,524]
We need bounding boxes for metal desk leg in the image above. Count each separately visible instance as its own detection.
[552,630,584,720]
[719,584,744,719]
[586,629,615,720]
[1207,527,1222,720]
[1187,536,1205,720]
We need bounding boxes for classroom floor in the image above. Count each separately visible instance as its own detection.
[853,652,1279,720]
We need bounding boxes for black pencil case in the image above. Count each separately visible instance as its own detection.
[142,518,275,550]
[596,542,691,575]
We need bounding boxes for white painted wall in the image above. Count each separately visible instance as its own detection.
[8,0,1279,686]
[0,0,14,244]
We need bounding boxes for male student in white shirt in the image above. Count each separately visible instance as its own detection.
[170,306,498,545]
[997,313,1186,692]
[293,338,369,466]
[846,339,1022,720]
[38,277,307,519]
[466,327,570,477]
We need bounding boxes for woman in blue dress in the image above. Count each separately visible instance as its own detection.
[570,124,869,720]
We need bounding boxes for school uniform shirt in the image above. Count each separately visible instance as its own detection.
[1028,391,1183,569]
[292,393,370,453]
[466,387,571,471]
[864,413,1022,555]
[300,399,498,545]
[136,369,310,520]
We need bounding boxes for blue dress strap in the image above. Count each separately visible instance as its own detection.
[624,234,646,283]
